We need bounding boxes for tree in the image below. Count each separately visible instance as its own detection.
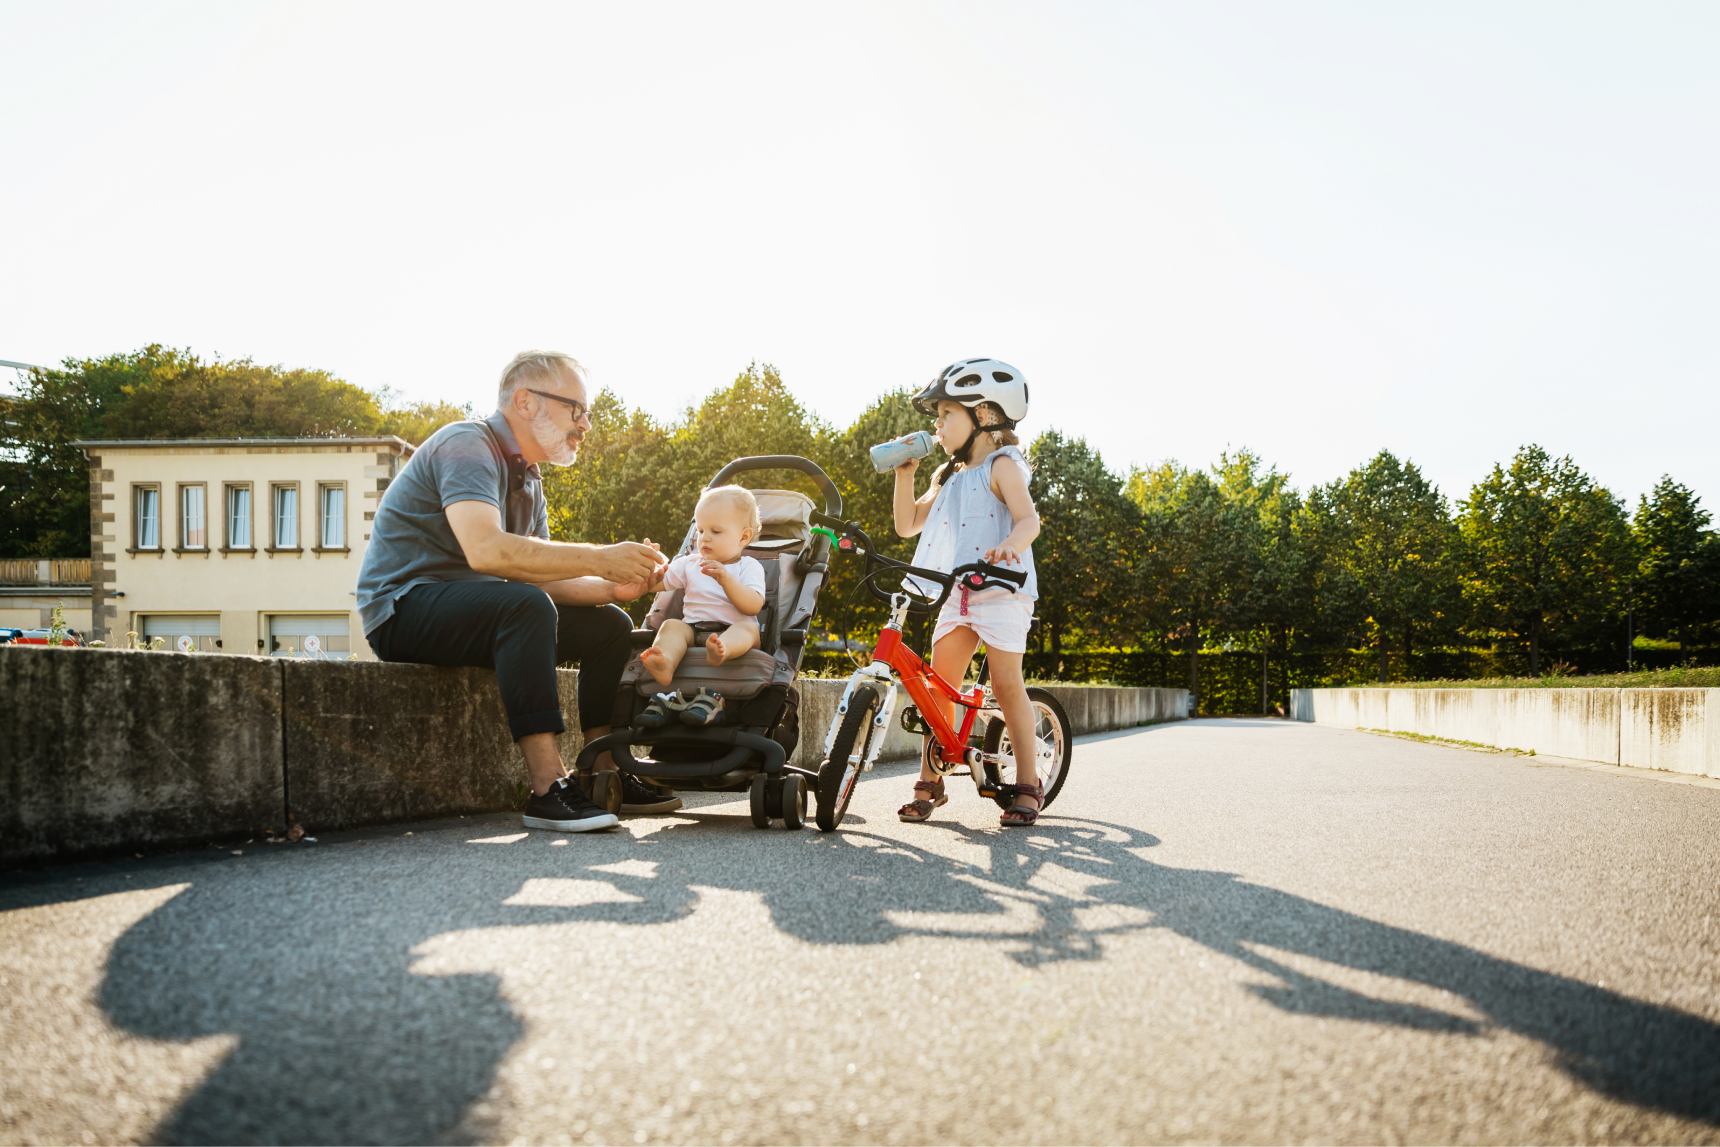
[1027,431,1142,661]
[1225,455,1310,709]
[542,364,833,620]
[377,398,475,446]
[1633,477,1720,654]
[1304,451,1462,681]
[1129,458,1263,710]
[1459,445,1633,674]
[815,388,935,647]
[1,344,474,557]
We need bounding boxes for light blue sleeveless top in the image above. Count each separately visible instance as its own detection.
[908,445,1037,601]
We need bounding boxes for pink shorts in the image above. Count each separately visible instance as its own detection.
[932,585,1036,654]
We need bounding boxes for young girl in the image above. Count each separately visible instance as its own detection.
[891,358,1044,827]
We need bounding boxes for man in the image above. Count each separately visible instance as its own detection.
[356,350,674,832]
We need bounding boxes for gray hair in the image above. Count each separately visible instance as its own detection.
[497,350,586,405]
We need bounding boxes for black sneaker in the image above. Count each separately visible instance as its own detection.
[619,773,683,814]
[522,777,619,832]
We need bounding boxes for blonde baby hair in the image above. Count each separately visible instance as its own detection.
[697,484,762,535]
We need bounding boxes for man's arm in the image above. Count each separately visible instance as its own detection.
[536,559,668,607]
[445,500,661,585]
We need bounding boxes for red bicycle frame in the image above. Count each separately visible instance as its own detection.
[871,626,985,765]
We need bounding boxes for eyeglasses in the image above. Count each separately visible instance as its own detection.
[525,389,590,423]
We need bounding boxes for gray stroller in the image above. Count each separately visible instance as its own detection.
[572,456,839,827]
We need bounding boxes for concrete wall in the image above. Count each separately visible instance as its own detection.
[1292,686,1720,779]
[1,646,1182,866]
[282,659,579,832]
[2,646,286,865]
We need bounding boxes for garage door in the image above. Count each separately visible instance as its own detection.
[141,614,221,653]
[269,614,351,657]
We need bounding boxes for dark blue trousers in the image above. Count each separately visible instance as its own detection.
[368,580,633,741]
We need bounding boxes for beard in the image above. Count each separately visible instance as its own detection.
[529,407,581,465]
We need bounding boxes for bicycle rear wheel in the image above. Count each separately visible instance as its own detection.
[816,684,880,832]
[981,687,1073,811]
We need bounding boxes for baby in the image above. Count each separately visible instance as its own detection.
[639,485,768,685]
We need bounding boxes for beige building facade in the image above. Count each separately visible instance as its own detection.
[75,437,414,658]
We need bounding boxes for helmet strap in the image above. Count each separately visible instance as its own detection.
[935,423,986,487]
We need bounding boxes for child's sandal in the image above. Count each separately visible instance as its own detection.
[679,688,726,726]
[999,780,1044,827]
[898,779,947,823]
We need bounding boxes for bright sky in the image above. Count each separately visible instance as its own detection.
[3,1,1716,511]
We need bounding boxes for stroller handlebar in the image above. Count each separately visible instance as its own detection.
[810,511,1027,612]
[707,456,843,517]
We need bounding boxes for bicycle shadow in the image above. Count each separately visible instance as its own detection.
[56,803,1720,1141]
[731,814,1720,1123]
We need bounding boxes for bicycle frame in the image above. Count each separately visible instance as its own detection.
[821,591,1004,785]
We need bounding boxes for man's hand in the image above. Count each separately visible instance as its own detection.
[613,551,669,603]
[594,541,662,586]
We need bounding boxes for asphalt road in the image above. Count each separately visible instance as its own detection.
[4,718,1720,1146]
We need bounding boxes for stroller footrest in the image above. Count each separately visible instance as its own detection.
[574,728,787,778]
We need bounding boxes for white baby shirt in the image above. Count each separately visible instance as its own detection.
[663,552,768,628]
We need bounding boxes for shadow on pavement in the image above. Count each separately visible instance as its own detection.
[36,798,1719,1141]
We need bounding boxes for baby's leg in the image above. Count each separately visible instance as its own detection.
[641,620,695,686]
[706,621,759,666]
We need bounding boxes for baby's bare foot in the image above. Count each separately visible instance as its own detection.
[705,633,729,666]
[640,646,676,686]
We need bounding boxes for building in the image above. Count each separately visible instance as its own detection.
[0,559,93,635]
[73,437,415,657]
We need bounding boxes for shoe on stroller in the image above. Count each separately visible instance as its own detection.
[572,455,840,829]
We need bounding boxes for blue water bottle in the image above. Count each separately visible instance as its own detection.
[869,430,937,474]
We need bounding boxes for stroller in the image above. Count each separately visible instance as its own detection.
[573,456,840,828]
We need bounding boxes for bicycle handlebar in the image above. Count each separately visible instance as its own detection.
[811,511,1027,613]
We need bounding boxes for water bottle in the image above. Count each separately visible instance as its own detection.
[869,430,937,474]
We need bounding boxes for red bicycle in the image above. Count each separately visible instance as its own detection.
[811,512,1073,833]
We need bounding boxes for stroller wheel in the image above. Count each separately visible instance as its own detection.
[780,775,806,830]
[591,771,623,816]
[749,774,772,829]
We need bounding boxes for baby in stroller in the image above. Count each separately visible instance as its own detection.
[637,485,768,698]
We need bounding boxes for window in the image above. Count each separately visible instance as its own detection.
[319,484,345,548]
[226,485,252,549]
[272,485,298,549]
[134,486,161,549]
[180,484,207,549]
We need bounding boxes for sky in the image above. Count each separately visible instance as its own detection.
[3,1,1716,511]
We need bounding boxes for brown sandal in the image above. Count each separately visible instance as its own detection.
[999,780,1044,827]
[898,779,947,823]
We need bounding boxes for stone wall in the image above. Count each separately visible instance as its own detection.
[1291,686,1720,778]
[0,646,1183,866]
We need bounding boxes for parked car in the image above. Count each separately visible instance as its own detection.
[8,628,83,647]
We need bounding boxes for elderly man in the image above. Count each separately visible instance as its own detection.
[356,350,673,832]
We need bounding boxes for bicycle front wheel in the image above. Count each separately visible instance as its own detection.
[982,687,1073,811]
[816,684,880,832]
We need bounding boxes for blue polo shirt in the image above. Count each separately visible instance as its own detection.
[355,411,549,636]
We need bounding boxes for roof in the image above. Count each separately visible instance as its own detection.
[72,436,415,453]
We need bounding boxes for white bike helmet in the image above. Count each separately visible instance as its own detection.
[911,358,1029,426]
